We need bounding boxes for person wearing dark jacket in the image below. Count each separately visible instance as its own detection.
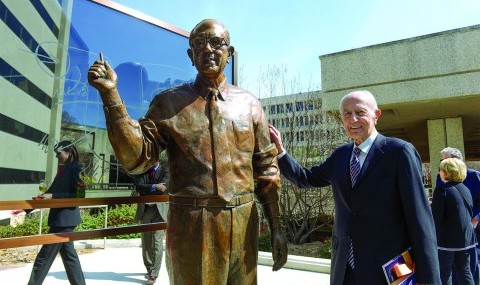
[133,161,169,285]
[28,141,86,285]
[270,90,440,285]
[432,157,477,285]
[436,147,480,285]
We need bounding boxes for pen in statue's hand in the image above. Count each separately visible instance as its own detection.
[87,52,118,99]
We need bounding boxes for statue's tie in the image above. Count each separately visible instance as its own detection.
[208,89,234,202]
[348,147,361,269]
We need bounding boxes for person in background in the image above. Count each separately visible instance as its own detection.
[133,160,169,285]
[432,157,476,285]
[437,147,480,285]
[88,19,287,284]
[269,90,440,285]
[28,140,86,285]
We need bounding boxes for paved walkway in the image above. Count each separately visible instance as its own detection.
[0,243,330,284]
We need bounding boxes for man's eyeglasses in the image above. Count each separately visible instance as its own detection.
[191,36,228,50]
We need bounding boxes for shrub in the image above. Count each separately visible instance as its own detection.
[107,204,136,226]
[0,205,140,239]
[319,237,332,259]
[258,230,272,252]
[0,213,48,238]
[77,204,140,239]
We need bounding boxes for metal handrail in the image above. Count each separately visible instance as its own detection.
[0,196,169,249]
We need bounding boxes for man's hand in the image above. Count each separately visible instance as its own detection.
[271,228,288,271]
[154,183,167,193]
[268,124,285,154]
[87,53,119,103]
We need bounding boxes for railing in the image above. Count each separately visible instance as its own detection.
[0,196,169,249]
[87,183,135,190]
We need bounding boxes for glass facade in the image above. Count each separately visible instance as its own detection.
[64,0,234,128]
[0,0,235,198]
[65,0,192,127]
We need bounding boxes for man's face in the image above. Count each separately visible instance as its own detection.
[188,22,232,79]
[340,95,381,145]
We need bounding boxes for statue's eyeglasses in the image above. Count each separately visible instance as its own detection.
[191,36,228,50]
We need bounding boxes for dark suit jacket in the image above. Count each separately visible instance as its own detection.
[134,162,169,222]
[278,133,440,285]
[45,163,82,228]
[436,169,480,217]
[432,182,476,249]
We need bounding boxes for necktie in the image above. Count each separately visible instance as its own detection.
[350,147,361,186]
[208,89,234,202]
[348,147,361,269]
[348,239,355,269]
[149,168,156,183]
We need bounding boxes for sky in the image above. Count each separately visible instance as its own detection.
[112,0,480,96]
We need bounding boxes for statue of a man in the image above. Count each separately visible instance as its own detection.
[88,19,287,284]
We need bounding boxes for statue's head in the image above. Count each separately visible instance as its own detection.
[187,19,234,80]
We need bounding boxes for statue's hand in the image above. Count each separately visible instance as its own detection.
[271,229,288,271]
[87,57,118,96]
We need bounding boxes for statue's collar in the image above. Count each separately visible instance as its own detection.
[193,76,228,101]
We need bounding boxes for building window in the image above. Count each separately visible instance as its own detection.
[296,101,304,112]
[270,105,276,114]
[306,101,314,111]
[276,104,284,113]
[0,167,45,184]
[286,103,293,113]
[0,58,52,108]
[0,113,47,144]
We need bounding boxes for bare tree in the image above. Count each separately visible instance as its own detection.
[257,66,349,244]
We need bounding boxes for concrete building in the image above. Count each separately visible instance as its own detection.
[0,0,73,200]
[320,24,480,186]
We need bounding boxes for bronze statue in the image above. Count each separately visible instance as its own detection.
[88,19,287,284]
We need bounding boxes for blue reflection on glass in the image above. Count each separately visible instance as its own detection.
[64,0,194,127]
[63,0,234,128]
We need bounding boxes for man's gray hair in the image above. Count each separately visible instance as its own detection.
[339,90,379,113]
[440,147,464,161]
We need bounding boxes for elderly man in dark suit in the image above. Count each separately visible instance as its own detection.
[269,90,440,285]
[133,160,169,285]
